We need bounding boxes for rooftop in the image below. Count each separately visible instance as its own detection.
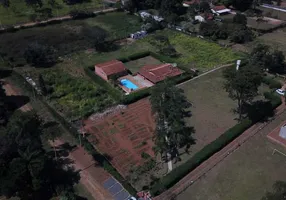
[139,63,183,83]
[95,60,127,76]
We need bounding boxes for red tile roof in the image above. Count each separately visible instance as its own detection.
[213,5,227,11]
[139,64,183,84]
[183,0,201,5]
[95,60,127,76]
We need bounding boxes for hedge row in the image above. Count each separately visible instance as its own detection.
[9,70,137,196]
[84,67,123,101]
[117,51,151,63]
[262,76,282,90]
[150,91,282,196]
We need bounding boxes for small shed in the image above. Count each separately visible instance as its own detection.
[94,60,128,81]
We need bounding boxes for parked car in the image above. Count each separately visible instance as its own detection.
[276,89,285,96]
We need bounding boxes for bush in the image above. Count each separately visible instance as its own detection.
[121,88,151,104]
[262,76,282,89]
[69,10,95,19]
[150,91,282,196]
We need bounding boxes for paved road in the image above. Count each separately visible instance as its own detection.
[154,99,286,200]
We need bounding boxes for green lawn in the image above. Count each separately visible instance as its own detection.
[177,110,286,200]
[151,30,240,71]
[0,0,103,26]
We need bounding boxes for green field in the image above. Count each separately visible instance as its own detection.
[42,69,115,119]
[177,110,286,200]
[0,0,103,26]
[69,30,239,72]
[0,11,142,67]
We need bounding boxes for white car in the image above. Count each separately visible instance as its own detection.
[276,89,285,96]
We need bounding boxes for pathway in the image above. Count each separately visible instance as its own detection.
[154,99,286,200]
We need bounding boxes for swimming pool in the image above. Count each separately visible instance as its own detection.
[120,79,139,90]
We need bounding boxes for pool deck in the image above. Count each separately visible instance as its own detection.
[118,75,154,94]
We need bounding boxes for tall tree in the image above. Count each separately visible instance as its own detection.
[0,0,9,7]
[38,74,47,96]
[262,181,286,200]
[160,0,184,23]
[231,0,253,11]
[82,25,109,51]
[223,64,262,120]
[25,0,43,7]
[233,13,247,25]
[150,81,194,167]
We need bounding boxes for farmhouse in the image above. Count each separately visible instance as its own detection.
[138,63,183,84]
[211,5,231,15]
[183,0,201,7]
[94,60,128,81]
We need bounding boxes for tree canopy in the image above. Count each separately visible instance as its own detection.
[262,181,286,200]
[250,43,285,73]
[233,13,247,25]
[150,80,194,160]
[223,64,262,120]
[82,25,109,51]
[24,42,57,67]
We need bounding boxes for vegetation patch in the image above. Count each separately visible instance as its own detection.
[43,69,115,119]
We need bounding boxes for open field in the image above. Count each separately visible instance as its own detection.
[174,67,237,166]
[0,11,142,66]
[72,29,239,72]
[83,98,155,178]
[0,0,103,26]
[124,56,162,74]
[177,109,286,200]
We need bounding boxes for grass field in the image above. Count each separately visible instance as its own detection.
[173,67,237,167]
[177,110,286,200]
[72,29,239,72]
[124,56,162,74]
[0,11,142,66]
[0,0,103,26]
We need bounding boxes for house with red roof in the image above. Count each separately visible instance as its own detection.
[183,0,201,7]
[94,60,128,81]
[138,63,183,84]
[211,5,231,15]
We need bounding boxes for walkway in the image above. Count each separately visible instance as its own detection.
[154,99,286,200]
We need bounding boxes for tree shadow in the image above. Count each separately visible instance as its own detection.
[5,95,30,111]
[244,100,275,122]
[92,152,112,167]
[0,69,12,79]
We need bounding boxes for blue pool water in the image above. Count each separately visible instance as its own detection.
[120,79,138,90]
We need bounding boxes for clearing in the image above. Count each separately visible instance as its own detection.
[177,108,286,200]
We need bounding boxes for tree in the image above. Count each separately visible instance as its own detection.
[24,42,57,67]
[25,0,43,7]
[233,13,247,25]
[0,0,9,7]
[250,44,285,73]
[231,0,253,11]
[42,122,62,159]
[223,64,262,120]
[230,26,254,43]
[199,1,210,12]
[123,0,136,13]
[82,26,109,51]
[160,0,184,22]
[38,74,47,96]
[0,81,7,125]
[150,81,194,167]
[268,50,285,73]
[262,181,286,200]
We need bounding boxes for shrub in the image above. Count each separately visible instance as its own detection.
[69,10,95,19]
[128,51,150,61]
[262,76,282,89]
[121,88,151,104]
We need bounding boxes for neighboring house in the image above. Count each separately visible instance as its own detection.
[95,60,128,81]
[195,15,205,22]
[138,63,183,84]
[139,11,164,22]
[211,5,231,15]
[195,13,213,22]
[183,0,201,7]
